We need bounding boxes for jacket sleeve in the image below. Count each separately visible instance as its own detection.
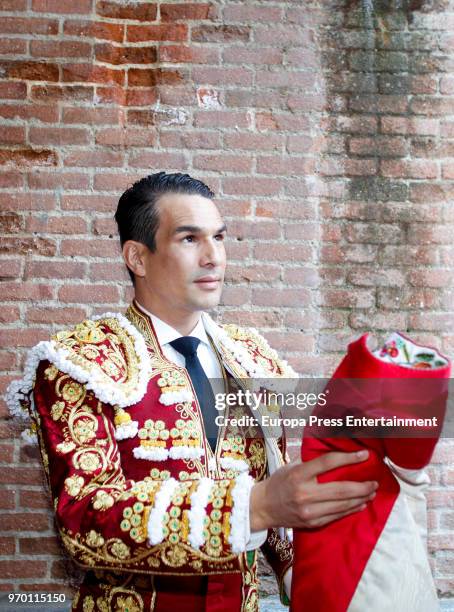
[259,433,293,606]
[31,360,252,576]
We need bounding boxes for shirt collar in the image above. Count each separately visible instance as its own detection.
[134,301,211,348]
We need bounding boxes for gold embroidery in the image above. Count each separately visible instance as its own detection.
[64,474,84,496]
[62,381,84,404]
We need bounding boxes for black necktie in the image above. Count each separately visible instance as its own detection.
[169,336,218,452]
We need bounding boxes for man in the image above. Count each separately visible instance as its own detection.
[7,172,377,611]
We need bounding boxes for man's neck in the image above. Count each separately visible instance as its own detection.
[134,297,201,336]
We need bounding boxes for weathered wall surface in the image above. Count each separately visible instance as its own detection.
[0,0,452,599]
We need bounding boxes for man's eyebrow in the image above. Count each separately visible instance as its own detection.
[174,224,227,235]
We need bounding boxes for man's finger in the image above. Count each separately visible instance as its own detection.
[303,450,369,479]
[307,502,368,528]
[315,479,378,502]
[301,493,375,522]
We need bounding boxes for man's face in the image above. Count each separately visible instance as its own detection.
[139,193,227,314]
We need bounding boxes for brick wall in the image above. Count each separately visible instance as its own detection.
[0,0,453,600]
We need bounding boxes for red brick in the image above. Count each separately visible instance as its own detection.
[124,88,159,106]
[95,127,156,147]
[28,171,90,190]
[0,282,53,301]
[0,192,55,211]
[381,159,438,179]
[63,150,123,168]
[160,131,220,150]
[161,3,214,21]
[103,88,133,108]
[409,313,454,332]
[320,289,375,309]
[253,288,311,307]
[194,111,250,129]
[0,537,14,555]
[220,286,250,306]
[30,39,91,59]
[225,133,283,152]
[64,19,124,42]
[25,260,86,279]
[282,267,319,287]
[193,66,252,87]
[0,0,27,8]
[60,238,119,258]
[193,154,253,174]
[61,195,116,213]
[223,5,282,22]
[0,328,48,346]
[58,283,120,304]
[0,126,25,146]
[95,43,157,65]
[0,462,43,482]
[2,60,59,82]
[62,107,121,125]
[29,127,90,146]
[128,67,182,87]
[378,287,441,310]
[0,148,57,168]
[0,349,18,367]
[2,512,49,531]
[0,81,27,100]
[349,136,407,157]
[226,264,280,284]
[257,156,316,176]
[0,103,59,123]
[0,17,58,35]
[96,0,157,20]
[61,63,125,86]
[92,217,116,236]
[28,306,88,326]
[89,262,129,282]
[19,489,49,509]
[0,237,56,257]
[31,85,94,103]
[158,44,219,64]
[0,38,27,54]
[32,0,92,13]
[93,172,143,191]
[191,25,250,43]
[253,243,312,262]
[128,150,186,168]
[380,117,438,136]
[0,560,47,579]
[222,177,281,197]
[19,536,62,555]
[0,443,13,463]
[0,171,23,188]
[0,258,22,279]
[127,24,188,43]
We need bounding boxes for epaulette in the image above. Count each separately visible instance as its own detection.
[220,323,298,379]
[5,313,152,438]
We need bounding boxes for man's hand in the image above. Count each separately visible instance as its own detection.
[250,450,378,531]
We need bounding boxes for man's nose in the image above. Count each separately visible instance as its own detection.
[201,238,222,267]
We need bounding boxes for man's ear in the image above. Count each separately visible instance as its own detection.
[122,241,147,279]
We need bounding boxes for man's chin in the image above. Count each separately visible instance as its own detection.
[190,290,222,311]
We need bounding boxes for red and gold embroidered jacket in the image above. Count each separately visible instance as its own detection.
[7,302,295,611]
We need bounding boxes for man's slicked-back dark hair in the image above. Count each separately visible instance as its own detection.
[115,171,215,282]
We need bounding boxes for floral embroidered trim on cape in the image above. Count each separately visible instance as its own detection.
[5,312,152,439]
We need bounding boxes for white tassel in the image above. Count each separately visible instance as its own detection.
[229,472,255,554]
[147,478,178,545]
[188,477,213,549]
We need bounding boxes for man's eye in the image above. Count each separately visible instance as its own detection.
[215,233,225,241]
[182,235,195,243]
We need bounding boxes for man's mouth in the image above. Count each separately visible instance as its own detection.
[194,276,222,290]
